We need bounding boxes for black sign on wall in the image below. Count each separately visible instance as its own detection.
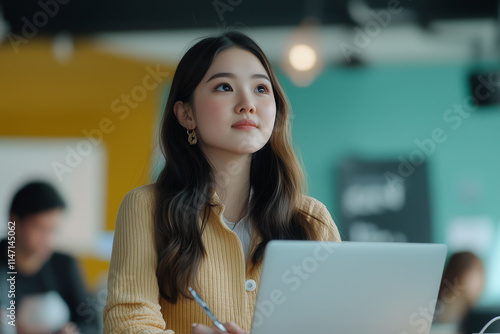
[337,158,432,243]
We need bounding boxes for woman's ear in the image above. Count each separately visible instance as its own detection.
[173,101,196,129]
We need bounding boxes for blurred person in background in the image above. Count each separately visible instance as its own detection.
[431,251,486,334]
[0,181,99,334]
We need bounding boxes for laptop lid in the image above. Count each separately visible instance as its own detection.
[250,241,447,334]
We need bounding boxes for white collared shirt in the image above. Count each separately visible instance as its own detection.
[222,214,252,265]
[221,188,254,265]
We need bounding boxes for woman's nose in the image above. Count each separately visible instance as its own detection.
[235,95,256,114]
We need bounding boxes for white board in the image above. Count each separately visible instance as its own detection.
[0,137,106,256]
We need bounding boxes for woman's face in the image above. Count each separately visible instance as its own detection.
[189,47,276,157]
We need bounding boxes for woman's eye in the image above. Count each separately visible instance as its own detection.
[215,83,232,92]
[255,85,268,93]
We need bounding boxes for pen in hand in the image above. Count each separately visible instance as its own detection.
[188,287,227,333]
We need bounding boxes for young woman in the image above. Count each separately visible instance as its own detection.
[103,30,341,334]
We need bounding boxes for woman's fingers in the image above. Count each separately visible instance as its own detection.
[222,321,249,334]
[192,323,219,334]
[191,322,249,334]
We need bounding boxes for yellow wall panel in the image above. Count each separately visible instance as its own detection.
[0,37,174,290]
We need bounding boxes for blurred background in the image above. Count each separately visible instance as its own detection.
[0,0,499,332]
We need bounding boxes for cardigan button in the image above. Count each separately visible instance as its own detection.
[245,279,256,292]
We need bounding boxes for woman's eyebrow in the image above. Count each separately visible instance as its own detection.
[205,72,271,83]
[253,73,271,82]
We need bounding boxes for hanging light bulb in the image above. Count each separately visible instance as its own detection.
[282,17,323,86]
[289,44,317,71]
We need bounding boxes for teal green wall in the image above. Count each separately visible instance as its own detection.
[279,62,500,305]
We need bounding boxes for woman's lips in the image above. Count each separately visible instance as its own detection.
[231,119,257,129]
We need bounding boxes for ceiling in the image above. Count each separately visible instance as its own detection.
[1,1,498,67]
[1,0,498,34]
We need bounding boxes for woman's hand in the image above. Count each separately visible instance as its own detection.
[192,322,249,334]
[58,322,80,334]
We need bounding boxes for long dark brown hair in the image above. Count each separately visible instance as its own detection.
[154,31,325,303]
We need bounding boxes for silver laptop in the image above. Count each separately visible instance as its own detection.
[251,241,447,334]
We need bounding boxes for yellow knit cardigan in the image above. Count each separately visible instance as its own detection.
[103,183,341,334]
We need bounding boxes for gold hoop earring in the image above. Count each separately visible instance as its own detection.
[187,128,197,145]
